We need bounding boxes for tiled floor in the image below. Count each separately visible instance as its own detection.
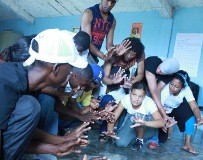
[59,120,203,160]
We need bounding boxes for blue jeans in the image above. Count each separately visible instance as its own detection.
[115,113,158,147]
[37,94,58,135]
[2,95,41,160]
[32,94,58,160]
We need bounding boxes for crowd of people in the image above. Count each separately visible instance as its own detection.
[0,0,203,160]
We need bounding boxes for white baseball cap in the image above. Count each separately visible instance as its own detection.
[23,29,88,68]
[160,58,180,74]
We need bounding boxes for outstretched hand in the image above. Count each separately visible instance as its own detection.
[115,39,132,56]
[54,139,82,157]
[99,110,115,123]
[64,122,91,141]
[102,131,120,140]
[112,67,127,84]
[103,46,116,61]
[120,77,132,89]
[79,111,101,123]
[130,114,146,128]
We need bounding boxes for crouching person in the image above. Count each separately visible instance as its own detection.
[106,82,164,150]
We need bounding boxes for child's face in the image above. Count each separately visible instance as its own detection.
[130,89,145,108]
[169,78,183,95]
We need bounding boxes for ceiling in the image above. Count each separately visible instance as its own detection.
[0,0,203,23]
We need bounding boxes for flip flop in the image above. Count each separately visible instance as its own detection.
[181,146,199,155]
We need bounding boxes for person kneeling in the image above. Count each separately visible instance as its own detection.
[106,82,165,150]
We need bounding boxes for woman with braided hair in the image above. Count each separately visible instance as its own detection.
[0,35,36,62]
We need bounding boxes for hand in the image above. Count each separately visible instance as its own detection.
[112,67,127,84]
[79,111,101,123]
[57,91,73,106]
[104,101,118,112]
[90,98,100,109]
[115,40,132,56]
[165,117,177,128]
[130,114,146,128]
[102,131,120,139]
[64,122,91,141]
[103,46,116,61]
[162,116,177,133]
[163,114,170,123]
[194,118,203,126]
[99,110,115,123]
[54,139,82,157]
[120,77,132,89]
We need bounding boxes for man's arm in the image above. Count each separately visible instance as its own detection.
[102,62,114,85]
[106,18,116,51]
[145,71,167,120]
[55,102,83,121]
[55,100,100,123]
[26,123,90,156]
[41,86,60,97]
[81,9,105,60]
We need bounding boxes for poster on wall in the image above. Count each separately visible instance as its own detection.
[130,23,143,39]
[173,33,203,77]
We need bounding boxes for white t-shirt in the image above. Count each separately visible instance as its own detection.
[120,94,158,115]
[161,84,195,113]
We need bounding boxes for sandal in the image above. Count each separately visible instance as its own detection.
[181,146,199,155]
[99,133,108,142]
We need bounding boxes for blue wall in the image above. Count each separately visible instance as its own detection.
[168,7,203,106]
[0,7,202,105]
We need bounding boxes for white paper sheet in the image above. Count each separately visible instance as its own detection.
[173,33,203,77]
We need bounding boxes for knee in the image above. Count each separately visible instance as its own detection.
[19,95,41,120]
[38,94,55,104]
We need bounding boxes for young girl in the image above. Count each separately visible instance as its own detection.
[106,81,164,150]
[161,70,203,155]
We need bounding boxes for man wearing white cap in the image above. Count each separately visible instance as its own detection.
[0,29,88,159]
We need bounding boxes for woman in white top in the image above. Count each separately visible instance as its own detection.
[161,70,203,155]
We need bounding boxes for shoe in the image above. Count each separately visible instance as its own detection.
[147,141,158,150]
[181,146,199,155]
[99,133,108,142]
[131,138,143,150]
